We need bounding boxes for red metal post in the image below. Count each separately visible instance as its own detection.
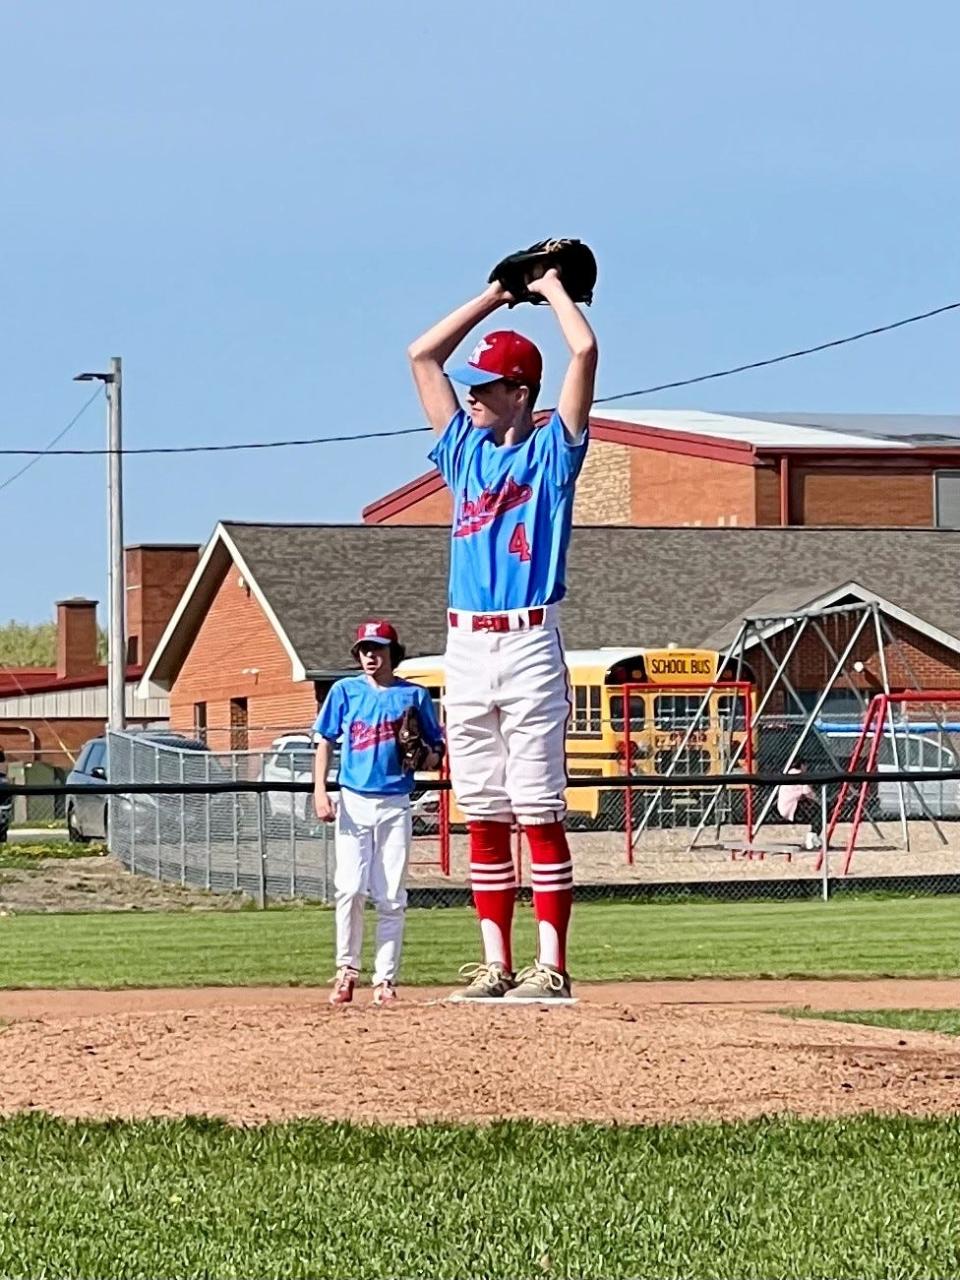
[742,683,755,844]
[842,694,887,875]
[439,756,450,878]
[623,682,634,865]
[825,693,880,853]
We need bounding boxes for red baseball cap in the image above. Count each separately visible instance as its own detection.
[447,331,543,388]
[351,620,399,654]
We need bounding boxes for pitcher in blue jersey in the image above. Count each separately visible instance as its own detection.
[408,260,598,1003]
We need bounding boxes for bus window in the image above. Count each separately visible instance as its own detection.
[654,695,703,731]
[655,747,710,776]
[571,685,603,736]
[610,693,645,734]
[716,694,747,731]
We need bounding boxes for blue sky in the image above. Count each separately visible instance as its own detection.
[2,0,958,622]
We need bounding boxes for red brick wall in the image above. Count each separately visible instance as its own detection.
[126,546,200,667]
[792,468,934,527]
[751,616,960,711]
[755,465,782,526]
[0,716,156,769]
[169,566,317,750]
[629,450,757,526]
[56,600,99,678]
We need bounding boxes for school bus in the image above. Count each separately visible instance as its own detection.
[397,647,755,828]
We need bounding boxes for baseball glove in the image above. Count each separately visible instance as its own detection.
[395,705,432,773]
[488,238,597,307]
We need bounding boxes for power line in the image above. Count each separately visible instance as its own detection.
[1,298,957,458]
[592,299,960,404]
[0,386,103,486]
[0,424,429,457]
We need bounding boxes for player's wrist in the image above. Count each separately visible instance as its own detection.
[482,282,510,307]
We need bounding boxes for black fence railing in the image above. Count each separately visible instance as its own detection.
[4,766,960,798]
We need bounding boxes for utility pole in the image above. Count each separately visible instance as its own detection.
[74,358,125,731]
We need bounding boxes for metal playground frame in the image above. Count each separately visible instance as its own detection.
[629,598,959,871]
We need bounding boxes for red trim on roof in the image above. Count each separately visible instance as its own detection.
[761,446,960,460]
[589,417,757,466]
[0,665,146,697]
[362,468,447,524]
[362,413,763,524]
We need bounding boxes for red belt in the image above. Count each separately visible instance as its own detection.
[448,608,545,633]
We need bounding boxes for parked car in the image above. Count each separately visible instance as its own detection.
[259,734,318,826]
[65,737,111,842]
[256,733,439,834]
[0,749,10,844]
[66,732,240,844]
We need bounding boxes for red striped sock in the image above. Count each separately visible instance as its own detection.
[524,822,573,971]
[468,820,516,970]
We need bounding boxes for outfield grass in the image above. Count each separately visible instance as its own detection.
[1,895,960,988]
[1,1113,958,1279]
[799,1008,960,1036]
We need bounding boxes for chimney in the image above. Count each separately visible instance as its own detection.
[56,598,99,679]
[124,545,201,667]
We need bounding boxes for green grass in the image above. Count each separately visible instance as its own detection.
[796,1008,960,1036]
[2,895,960,988]
[0,841,105,870]
[1,1113,959,1278]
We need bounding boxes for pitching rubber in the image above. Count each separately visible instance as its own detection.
[445,994,579,1006]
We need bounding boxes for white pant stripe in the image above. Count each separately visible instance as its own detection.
[530,881,573,893]
[529,860,573,872]
[469,861,515,873]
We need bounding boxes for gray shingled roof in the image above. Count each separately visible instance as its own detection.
[221,522,960,674]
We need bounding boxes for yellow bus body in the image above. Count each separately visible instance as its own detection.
[397,648,754,824]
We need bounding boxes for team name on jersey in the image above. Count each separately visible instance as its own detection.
[453,476,532,538]
[349,718,401,752]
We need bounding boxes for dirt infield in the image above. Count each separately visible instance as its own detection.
[2,979,960,1126]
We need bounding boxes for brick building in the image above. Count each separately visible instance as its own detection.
[362,410,960,529]
[0,545,199,766]
[140,522,960,747]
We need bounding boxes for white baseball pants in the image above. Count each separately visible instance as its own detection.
[333,788,411,985]
[443,609,570,824]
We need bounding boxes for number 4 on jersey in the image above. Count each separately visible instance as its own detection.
[509,523,532,562]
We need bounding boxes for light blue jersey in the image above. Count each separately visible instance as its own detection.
[429,409,588,612]
[314,677,444,797]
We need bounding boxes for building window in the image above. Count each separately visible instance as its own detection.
[230,697,249,752]
[934,471,960,528]
[193,702,207,745]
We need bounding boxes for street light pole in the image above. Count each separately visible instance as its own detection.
[74,358,126,731]
[106,357,125,731]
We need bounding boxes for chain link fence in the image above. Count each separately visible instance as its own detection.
[105,732,444,905]
[98,707,960,906]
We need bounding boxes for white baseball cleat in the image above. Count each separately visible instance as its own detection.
[502,962,574,1003]
[329,966,358,1005]
[373,981,398,1006]
[449,961,516,1002]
